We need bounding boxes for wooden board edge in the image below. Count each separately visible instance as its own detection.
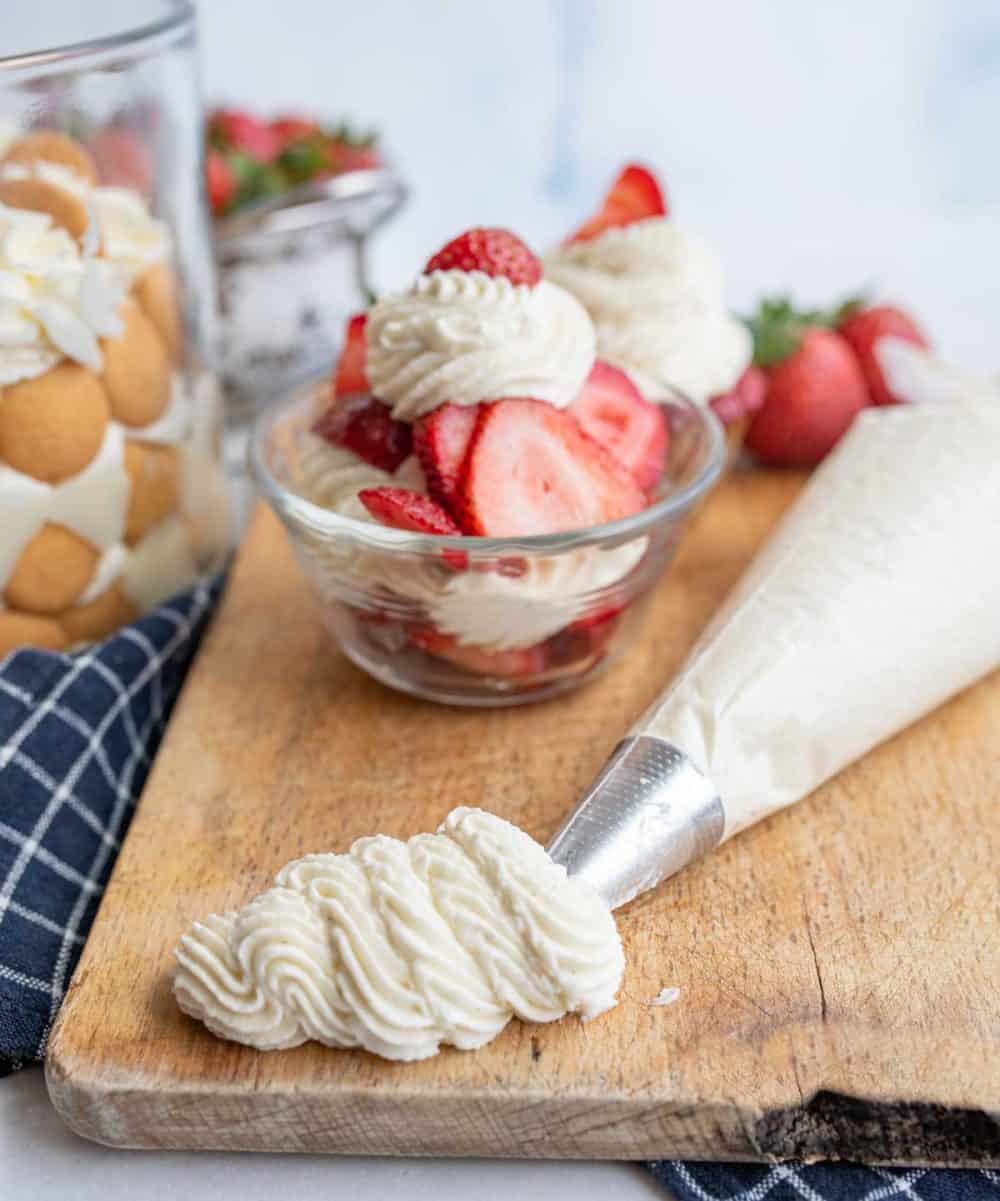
[44,1047,1000,1164]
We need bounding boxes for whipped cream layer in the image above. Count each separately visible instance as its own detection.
[0,372,227,627]
[3,160,169,282]
[0,203,126,383]
[431,541,646,651]
[174,807,624,1060]
[295,431,425,524]
[545,218,751,404]
[367,270,595,421]
[292,432,646,650]
[637,393,1000,838]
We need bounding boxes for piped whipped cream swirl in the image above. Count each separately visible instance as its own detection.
[174,807,624,1061]
[367,270,596,421]
[546,218,751,404]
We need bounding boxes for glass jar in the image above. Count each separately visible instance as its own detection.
[214,168,408,426]
[0,1,229,657]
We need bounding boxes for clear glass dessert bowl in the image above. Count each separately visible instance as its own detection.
[251,383,725,707]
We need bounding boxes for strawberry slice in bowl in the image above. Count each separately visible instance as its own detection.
[358,486,467,569]
[456,398,646,537]
[413,403,479,511]
[312,394,412,473]
[570,361,669,490]
[407,625,548,682]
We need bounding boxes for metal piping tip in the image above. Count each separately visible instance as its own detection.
[546,736,724,911]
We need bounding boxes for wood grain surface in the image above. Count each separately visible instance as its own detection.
[46,472,1000,1163]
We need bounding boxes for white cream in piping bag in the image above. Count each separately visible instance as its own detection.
[638,391,1000,837]
[176,382,1000,1062]
[174,807,624,1060]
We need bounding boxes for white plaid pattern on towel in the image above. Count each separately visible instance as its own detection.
[648,1155,999,1199]
[0,576,222,1074]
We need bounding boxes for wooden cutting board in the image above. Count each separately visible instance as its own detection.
[46,472,1000,1164]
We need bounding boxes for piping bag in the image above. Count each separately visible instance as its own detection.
[548,390,1000,909]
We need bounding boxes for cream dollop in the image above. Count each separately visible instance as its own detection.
[429,541,646,651]
[366,270,595,421]
[4,160,169,282]
[545,218,751,404]
[174,807,624,1061]
[0,202,126,382]
[294,432,425,523]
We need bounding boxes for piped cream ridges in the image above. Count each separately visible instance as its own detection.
[174,807,624,1061]
[366,270,595,421]
[545,218,751,404]
[0,130,228,653]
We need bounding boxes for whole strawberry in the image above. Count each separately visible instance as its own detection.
[206,150,236,216]
[208,108,281,163]
[425,228,542,286]
[744,299,870,468]
[837,303,929,406]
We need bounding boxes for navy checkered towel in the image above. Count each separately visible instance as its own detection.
[0,575,996,1200]
[0,575,222,1074]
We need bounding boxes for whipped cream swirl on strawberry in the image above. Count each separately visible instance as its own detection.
[366,270,595,421]
[545,218,751,405]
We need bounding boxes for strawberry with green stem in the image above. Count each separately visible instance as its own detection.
[743,297,871,468]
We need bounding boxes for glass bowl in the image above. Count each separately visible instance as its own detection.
[251,383,725,707]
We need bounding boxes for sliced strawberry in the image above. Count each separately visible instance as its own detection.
[708,365,768,426]
[333,312,369,398]
[413,403,479,510]
[570,361,668,489]
[408,626,547,680]
[359,487,465,569]
[568,164,667,244]
[837,304,929,406]
[547,605,623,670]
[456,399,646,537]
[358,487,462,535]
[312,395,412,472]
[425,228,542,286]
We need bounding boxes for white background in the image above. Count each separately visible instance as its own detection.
[8,1,999,1197]
[200,0,1000,373]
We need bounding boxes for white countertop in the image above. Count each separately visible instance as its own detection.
[0,1069,667,1200]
